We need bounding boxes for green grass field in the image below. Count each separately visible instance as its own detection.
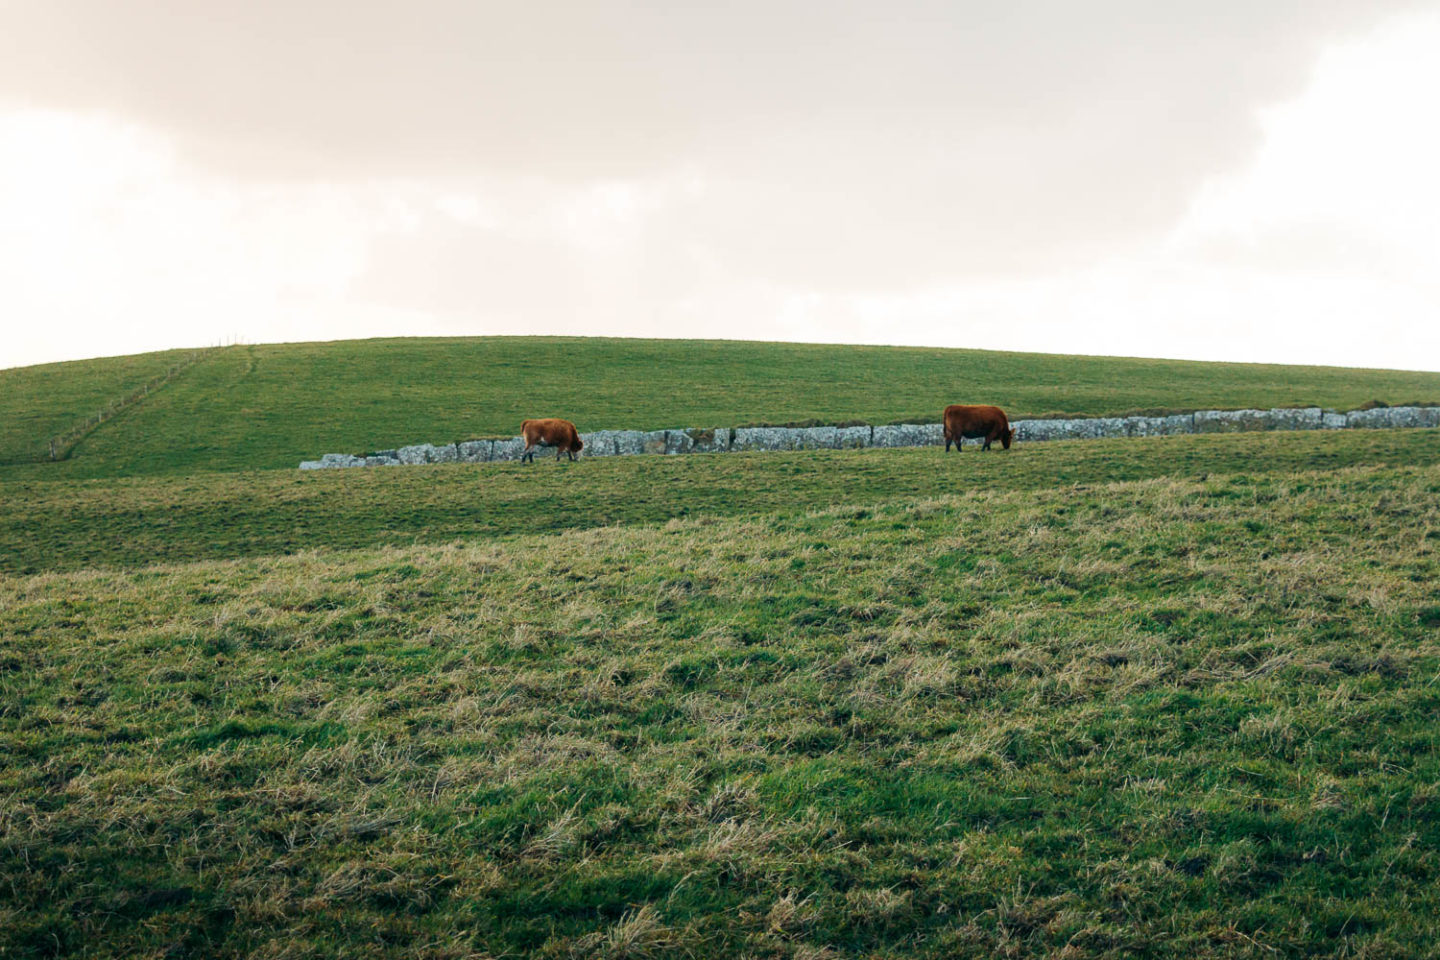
[4,429,1440,577]
[3,456,1438,957]
[5,336,1440,478]
[5,337,1440,957]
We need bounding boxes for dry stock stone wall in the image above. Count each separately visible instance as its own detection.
[300,406,1440,469]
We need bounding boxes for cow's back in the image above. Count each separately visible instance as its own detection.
[521,418,582,451]
[944,404,1009,435]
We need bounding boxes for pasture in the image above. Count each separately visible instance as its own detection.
[4,336,1440,957]
[4,429,1440,576]
[5,336,1440,478]
[3,457,1438,957]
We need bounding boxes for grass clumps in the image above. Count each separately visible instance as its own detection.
[3,464,1439,957]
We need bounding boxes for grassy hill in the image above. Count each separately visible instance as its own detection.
[6,336,1440,956]
[5,336,1440,478]
[4,429,1440,576]
[3,457,1437,957]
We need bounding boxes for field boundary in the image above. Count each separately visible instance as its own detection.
[42,346,227,462]
[299,404,1440,469]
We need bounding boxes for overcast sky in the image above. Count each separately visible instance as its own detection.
[3,1,1438,371]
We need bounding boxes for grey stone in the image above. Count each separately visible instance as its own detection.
[1124,414,1194,437]
[1265,407,1323,430]
[730,426,846,451]
[871,423,944,447]
[795,426,839,449]
[458,440,493,462]
[1195,409,1273,433]
[490,437,526,461]
[316,453,368,468]
[578,431,617,457]
[1014,418,1122,442]
[430,443,459,463]
[1322,412,1348,429]
[365,455,400,467]
[641,430,669,455]
[299,460,324,470]
[732,427,792,451]
[610,431,647,456]
[835,425,872,448]
[663,430,694,455]
[1009,419,1051,442]
[397,443,435,465]
[1087,417,1128,439]
[1347,406,1440,430]
[684,428,732,453]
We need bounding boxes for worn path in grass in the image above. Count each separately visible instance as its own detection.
[3,465,1438,957]
[5,429,1440,575]
[7,336,1440,479]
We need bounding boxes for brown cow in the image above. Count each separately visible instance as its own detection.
[943,404,1014,452]
[521,418,584,462]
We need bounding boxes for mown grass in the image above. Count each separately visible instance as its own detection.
[3,464,1439,957]
[3,429,1440,575]
[6,336,1440,478]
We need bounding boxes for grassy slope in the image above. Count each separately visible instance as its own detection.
[0,348,192,466]
[3,464,1438,958]
[4,429,1440,575]
[6,336,1440,478]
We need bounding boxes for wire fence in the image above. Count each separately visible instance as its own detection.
[43,346,226,462]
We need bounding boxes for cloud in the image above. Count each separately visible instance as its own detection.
[2,2,1438,370]
[4,0,1420,282]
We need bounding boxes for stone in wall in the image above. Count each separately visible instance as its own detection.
[1013,418,1123,442]
[578,432,617,457]
[1124,414,1195,437]
[490,437,526,461]
[611,431,647,456]
[1085,418,1128,439]
[663,430,693,455]
[459,440,493,462]
[732,427,793,451]
[1009,419,1048,442]
[684,428,732,453]
[1266,407,1323,430]
[304,403,1439,471]
[397,444,436,464]
[1194,409,1265,433]
[871,423,944,447]
[1346,406,1440,429]
[796,426,839,449]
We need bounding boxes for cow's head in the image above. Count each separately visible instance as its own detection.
[1001,428,1014,450]
[571,436,585,453]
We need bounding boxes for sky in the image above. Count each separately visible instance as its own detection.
[2,1,1438,371]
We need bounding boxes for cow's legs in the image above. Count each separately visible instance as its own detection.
[945,435,952,452]
[523,444,536,463]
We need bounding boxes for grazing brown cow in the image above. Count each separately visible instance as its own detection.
[521,418,584,462]
[943,404,1014,452]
